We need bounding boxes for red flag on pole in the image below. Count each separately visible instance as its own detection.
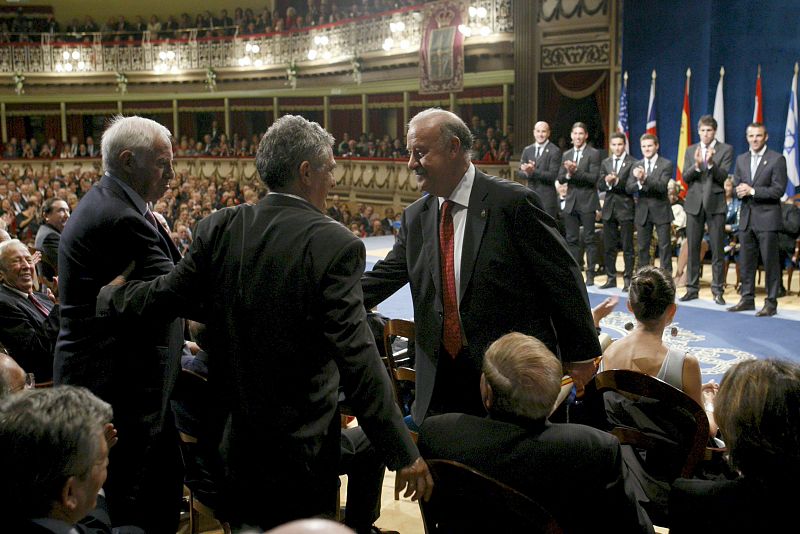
[646,69,657,136]
[753,65,763,123]
[675,68,691,199]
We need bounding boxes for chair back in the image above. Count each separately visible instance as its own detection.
[420,459,563,534]
[582,369,709,479]
[381,319,416,414]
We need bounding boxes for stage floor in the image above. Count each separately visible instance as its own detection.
[364,235,800,383]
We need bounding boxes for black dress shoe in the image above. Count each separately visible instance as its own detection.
[714,294,726,305]
[755,306,777,317]
[679,292,699,302]
[622,284,629,292]
[585,276,594,286]
[727,300,755,312]
[599,279,617,289]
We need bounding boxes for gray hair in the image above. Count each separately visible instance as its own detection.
[482,332,562,421]
[101,115,172,175]
[0,238,26,272]
[0,386,113,518]
[255,115,334,189]
[408,108,473,159]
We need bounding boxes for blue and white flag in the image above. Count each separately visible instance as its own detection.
[783,64,799,200]
[713,67,725,143]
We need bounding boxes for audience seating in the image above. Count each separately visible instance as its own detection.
[419,459,563,534]
[582,369,709,479]
[381,319,416,417]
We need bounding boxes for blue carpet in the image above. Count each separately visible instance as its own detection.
[363,236,800,383]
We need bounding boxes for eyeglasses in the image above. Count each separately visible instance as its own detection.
[10,372,35,393]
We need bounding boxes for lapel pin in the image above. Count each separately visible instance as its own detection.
[480,209,487,218]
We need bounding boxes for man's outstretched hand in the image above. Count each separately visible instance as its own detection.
[395,457,434,502]
[108,260,136,287]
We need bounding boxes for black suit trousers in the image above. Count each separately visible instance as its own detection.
[637,220,673,274]
[564,210,597,272]
[603,218,635,279]
[686,209,725,294]
[739,227,780,305]
[426,346,484,421]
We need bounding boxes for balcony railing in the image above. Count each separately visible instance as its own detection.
[0,0,512,75]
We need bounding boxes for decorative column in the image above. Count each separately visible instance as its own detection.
[172,99,179,138]
[273,97,280,121]
[224,97,231,137]
[60,102,67,143]
[361,94,368,134]
[323,95,330,130]
[512,0,538,156]
[1,103,6,143]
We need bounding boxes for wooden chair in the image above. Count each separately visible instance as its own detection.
[381,319,416,415]
[419,459,563,534]
[582,369,709,480]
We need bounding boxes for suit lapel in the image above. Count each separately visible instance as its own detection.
[752,153,768,184]
[421,196,442,300]
[459,173,489,300]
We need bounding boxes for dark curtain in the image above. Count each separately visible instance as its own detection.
[66,115,83,142]
[540,70,609,149]
[44,116,60,142]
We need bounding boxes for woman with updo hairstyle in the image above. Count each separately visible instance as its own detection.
[599,266,706,411]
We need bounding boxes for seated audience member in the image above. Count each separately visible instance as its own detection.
[419,332,653,534]
[34,198,70,281]
[0,239,59,381]
[599,266,709,415]
[0,349,26,396]
[669,359,799,533]
[0,386,119,533]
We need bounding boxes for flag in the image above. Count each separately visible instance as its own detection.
[783,63,799,200]
[617,72,630,152]
[646,69,657,136]
[713,67,725,142]
[675,69,691,199]
[753,66,763,123]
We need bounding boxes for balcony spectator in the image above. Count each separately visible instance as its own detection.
[162,15,179,38]
[147,15,162,34]
[43,14,60,35]
[82,15,99,34]
[217,9,234,35]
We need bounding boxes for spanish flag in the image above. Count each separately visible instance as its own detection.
[675,68,691,199]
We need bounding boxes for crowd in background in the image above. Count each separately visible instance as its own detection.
[0,1,424,43]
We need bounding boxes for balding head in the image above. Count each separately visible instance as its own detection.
[0,352,26,397]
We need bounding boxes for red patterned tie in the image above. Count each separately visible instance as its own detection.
[439,200,462,358]
[28,293,50,317]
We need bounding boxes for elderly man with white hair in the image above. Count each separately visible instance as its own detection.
[0,239,59,381]
[54,115,185,532]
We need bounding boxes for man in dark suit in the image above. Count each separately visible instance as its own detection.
[518,120,562,220]
[54,116,185,532]
[0,239,59,381]
[96,115,430,531]
[599,132,636,291]
[362,109,600,427]
[0,386,122,534]
[681,115,734,305]
[34,198,70,281]
[728,123,788,317]
[418,332,653,534]
[557,122,602,285]
[628,133,675,274]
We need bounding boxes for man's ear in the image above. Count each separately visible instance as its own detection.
[119,149,135,172]
[60,476,79,512]
[299,160,311,185]
[480,373,493,412]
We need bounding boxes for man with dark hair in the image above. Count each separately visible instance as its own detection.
[0,386,115,533]
[55,115,185,532]
[629,133,675,274]
[34,198,70,281]
[728,123,788,317]
[681,115,734,305]
[97,114,430,531]
[418,332,653,533]
[557,121,603,285]
[0,239,59,381]
[362,109,600,427]
[518,121,562,220]
[599,132,636,291]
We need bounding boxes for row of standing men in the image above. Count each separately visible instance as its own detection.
[519,117,787,316]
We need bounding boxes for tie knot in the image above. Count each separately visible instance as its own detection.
[441,199,454,217]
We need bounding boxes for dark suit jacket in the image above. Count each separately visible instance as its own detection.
[97,194,418,528]
[557,145,602,214]
[733,149,788,232]
[670,476,792,533]
[362,170,601,423]
[599,154,636,222]
[683,141,734,216]
[0,284,58,380]
[34,223,60,280]
[419,413,653,534]
[626,156,674,225]
[519,141,562,215]
[54,174,184,527]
